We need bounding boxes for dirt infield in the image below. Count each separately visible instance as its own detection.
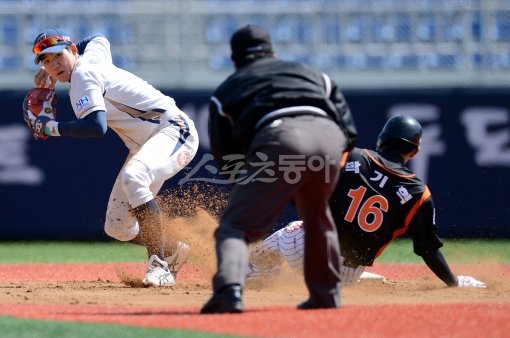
[0,262,509,337]
[0,210,509,337]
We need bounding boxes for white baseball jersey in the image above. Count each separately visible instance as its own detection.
[69,36,181,152]
[67,36,199,241]
[249,220,368,284]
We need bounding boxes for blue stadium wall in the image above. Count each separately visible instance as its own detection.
[1,88,509,240]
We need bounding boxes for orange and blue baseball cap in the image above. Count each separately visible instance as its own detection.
[32,28,73,64]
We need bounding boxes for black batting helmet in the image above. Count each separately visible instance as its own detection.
[376,115,422,152]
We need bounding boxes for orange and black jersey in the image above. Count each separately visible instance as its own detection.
[330,147,444,268]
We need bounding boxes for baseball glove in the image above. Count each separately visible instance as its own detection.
[22,87,58,140]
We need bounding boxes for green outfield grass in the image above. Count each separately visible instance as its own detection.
[377,238,510,264]
[0,239,508,264]
[0,316,232,338]
[0,241,148,264]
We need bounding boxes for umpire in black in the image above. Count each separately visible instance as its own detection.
[201,25,358,313]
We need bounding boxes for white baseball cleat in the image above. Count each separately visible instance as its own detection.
[165,241,190,275]
[245,263,281,282]
[143,255,176,287]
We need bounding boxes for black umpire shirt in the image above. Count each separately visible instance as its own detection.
[208,57,358,168]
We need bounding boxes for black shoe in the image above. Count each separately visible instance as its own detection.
[200,284,243,314]
[297,299,318,310]
[297,298,339,310]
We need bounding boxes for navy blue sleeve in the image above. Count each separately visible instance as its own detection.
[76,33,106,55]
[58,110,107,138]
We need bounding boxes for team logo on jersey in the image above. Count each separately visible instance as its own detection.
[76,95,91,111]
[177,150,192,167]
[396,186,412,204]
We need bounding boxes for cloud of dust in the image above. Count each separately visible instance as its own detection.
[157,183,230,276]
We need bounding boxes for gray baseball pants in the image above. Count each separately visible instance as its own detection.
[212,114,347,308]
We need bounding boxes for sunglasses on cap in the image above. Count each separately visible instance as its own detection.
[32,36,72,55]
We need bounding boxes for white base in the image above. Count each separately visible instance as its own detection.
[360,271,387,282]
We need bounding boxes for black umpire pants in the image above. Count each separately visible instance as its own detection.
[212,115,347,308]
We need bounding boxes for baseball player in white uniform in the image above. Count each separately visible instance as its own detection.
[28,28,199,286]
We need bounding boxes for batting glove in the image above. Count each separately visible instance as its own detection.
[456,275,486,288]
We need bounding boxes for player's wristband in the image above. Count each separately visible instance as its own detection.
[44,120,61,137]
